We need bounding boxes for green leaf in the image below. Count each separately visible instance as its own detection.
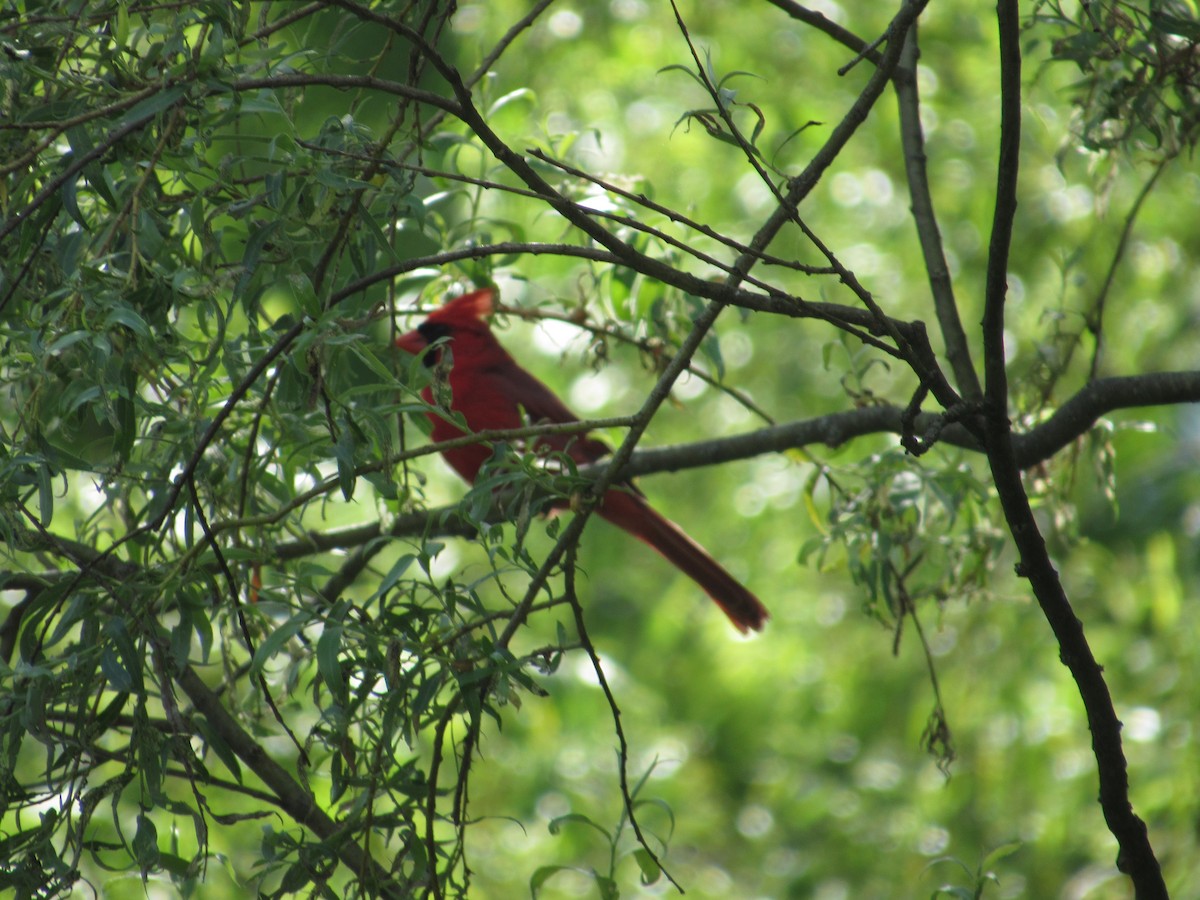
[61,176,87,228]
[487,87,536,116]
[45,330,91,354]
[633,848,660,884]
[371,554,416,602]
[115,85,187,130]
[348,339,404,386]
[194,716,243,784]
[35,462,53,526]
[103,619,145,693]
[333,423,357,501]
[657,63,703,87]
[278,860,312,893]
[250,613,310,676]
[548,812,611,843]
[530,865,572,898]
[1151,11,1200,41]
[100,647,135,693]
[104,305,151,338]
[980,839,1022,870]
[316,625,345,703]
[700,331,725,381]
[132,813,160,869]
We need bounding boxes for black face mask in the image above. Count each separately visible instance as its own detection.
[416,322,451,367]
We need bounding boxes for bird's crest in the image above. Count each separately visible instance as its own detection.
[429,287,495,323]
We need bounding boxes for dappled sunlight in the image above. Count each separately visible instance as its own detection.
[3,0,1197,897]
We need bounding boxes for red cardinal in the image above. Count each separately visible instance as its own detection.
[395,287,768,633]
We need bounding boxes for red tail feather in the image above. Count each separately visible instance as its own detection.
[598,489,768,633]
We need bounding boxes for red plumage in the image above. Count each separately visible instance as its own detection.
[396,287,768,633]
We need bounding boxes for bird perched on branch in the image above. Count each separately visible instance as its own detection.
[395,287,768,633]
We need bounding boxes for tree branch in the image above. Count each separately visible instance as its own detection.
[3,370,1192,586]
[764,0,882,64]
[894,26,981,400]
[980,5,1166,896]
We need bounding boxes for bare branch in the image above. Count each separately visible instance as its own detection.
[764,0,882,64]
[894,27,981,400]
[981,5,1167,895]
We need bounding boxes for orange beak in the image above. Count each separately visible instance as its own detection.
[395,329,428,355]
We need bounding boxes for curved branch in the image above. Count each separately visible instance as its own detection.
[764,0,882,64]
[596,370,1200,478]
[981,6,1167,896]
[1084,160,1170,384]
[1016,371,1200,467]
[766,0,976,401]
[254,368,1200,562]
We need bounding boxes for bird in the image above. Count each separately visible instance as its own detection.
[395,287,768,633]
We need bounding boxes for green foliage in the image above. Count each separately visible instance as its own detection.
[927,840,1022,899]
[802,450,1002,617]
[1031,0,1200,155]
[530,764,672,899]
[1,1,1198,898]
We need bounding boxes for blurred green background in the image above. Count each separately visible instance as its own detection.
[2,1,1198,897]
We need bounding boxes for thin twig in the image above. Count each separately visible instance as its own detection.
[894,27,981,400]
[564,544,682,892]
